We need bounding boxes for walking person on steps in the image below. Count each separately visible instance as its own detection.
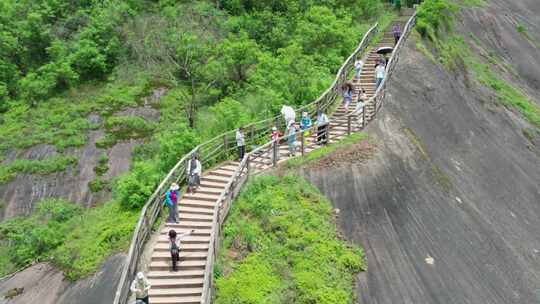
[316,110,329,145]
[355,89,368,126]
[164,183,180,223]
[130,272,151,304]
[286,120,298,157]
[375,62,386,90]
[393,24,402,45]
[236,127,245,161]
[168,229,195,272]
[342,81,354,111]
[186,154,201,194]
[300,111,312,146]
[354,58,364,79]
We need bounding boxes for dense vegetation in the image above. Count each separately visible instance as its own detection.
[215,174,365,304]
[0,0,401,279]
[415,0,540,131]
[0,199,137,279]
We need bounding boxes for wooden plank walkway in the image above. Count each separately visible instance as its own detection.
[145,18,412,304]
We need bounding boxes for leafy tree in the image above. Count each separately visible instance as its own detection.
[220,32,260,84]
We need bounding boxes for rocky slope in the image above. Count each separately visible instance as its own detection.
[303,1,540,303]
[0,255,124,304]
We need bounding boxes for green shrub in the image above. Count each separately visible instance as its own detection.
[0,199,82,267]
[94,154,109,176]
[0,199,137,280]
[215,174,365,304]
[416,0,458,39]
[88,178,108,193]
[114,161,161,209]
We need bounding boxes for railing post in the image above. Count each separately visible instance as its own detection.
[362,106,367,128]
[272,141,278,167]
[246,156,251,179]
[301,129,305,156]
[223,134,228,156]
[347,116,351,135]
[250,125,254,146]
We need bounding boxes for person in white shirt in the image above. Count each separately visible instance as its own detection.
[354,59,364,79]
[375,63,386,89]
[186,154,202,194]
[236,127,245,161]
[316,110,329,145]
[168,229,195,271]
[130,272,151,304]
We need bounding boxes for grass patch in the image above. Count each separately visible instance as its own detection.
[460,0,486,7]
[0,156,78,185]
[0,74,152,157]
[0,199,138,280]
[96,116,156,149]
[284,132,369,169]
[516,24,540,49]
[415,0,540,130]
[215,174,365,304]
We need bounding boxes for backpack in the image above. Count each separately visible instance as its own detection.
[171,239,179,256]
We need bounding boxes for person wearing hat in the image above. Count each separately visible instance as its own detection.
[130,272,151,304]
[270,126,282,142]
[165,183,180,223]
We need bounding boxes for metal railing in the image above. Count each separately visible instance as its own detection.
[114,10,417,303]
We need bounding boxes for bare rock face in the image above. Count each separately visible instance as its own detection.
[0,89,163,220]
[302,2,540,304]
[0,255,125,304]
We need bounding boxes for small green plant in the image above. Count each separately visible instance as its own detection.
[88,178,108,193]
[94,154,109,176]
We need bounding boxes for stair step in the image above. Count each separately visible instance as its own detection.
[178,206,215,216]
[149,278,204,288]
[182,193,220,202]
[158,235,211,244]
[161,227,211,236]
[201,175,230,184]
[177,213,214,222]
[150,295,201,304]
[180,199,215,209]
[150,260,206,271]
[155,242,209,252]
[147,270,205,279]
[210,169,235,177]
[152,251,208,261]
[165,220,213,229]
[198,181,227,189]
[149,287,203,297]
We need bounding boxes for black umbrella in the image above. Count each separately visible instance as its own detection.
[376,46,394,55]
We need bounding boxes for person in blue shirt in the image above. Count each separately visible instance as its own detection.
[164,183,180,223]
[300,111,312,147]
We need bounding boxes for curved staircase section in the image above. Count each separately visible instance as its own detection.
[113,10,417,304]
